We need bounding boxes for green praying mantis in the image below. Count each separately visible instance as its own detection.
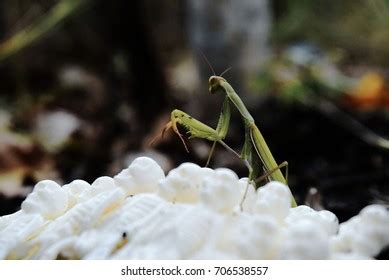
[151,70,297,208]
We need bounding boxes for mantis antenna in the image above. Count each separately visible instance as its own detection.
[219,67,232,77]
[198,51,232,78]
[198,50,216,76]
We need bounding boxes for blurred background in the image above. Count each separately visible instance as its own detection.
[1,0,389,223]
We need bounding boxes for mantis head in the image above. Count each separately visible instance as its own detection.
[209,76,226,94]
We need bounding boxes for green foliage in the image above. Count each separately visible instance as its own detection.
[273,0,389,66]
[0,0,91,62]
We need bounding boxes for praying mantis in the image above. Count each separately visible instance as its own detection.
[151,72,297,207]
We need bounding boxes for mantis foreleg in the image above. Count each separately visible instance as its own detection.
[151,97,241,163]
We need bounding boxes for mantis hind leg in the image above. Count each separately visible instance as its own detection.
[205,141,217,167]
[239,160,296,209]
[239,178,252,211]
[239,160,256,211]
[256,161,297,208]
[255,161,288,185]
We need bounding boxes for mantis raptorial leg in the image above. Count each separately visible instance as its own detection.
[150,97,249,168]
[151,75,297,208]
